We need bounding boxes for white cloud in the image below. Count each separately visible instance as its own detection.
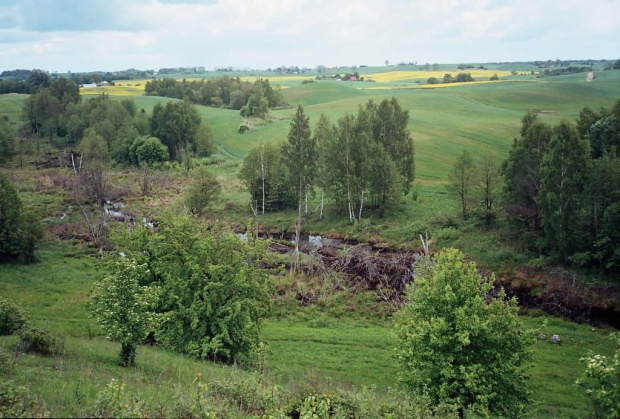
[0,0,618,72]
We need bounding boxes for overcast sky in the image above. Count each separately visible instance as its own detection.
[0,0,618,72]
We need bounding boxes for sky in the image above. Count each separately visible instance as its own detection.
[0,0,618,73]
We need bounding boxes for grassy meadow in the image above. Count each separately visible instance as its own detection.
[2,66,620,417]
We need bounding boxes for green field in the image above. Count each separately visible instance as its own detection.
[0,240,616,417]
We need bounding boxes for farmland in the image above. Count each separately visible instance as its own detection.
[1,64,620,417]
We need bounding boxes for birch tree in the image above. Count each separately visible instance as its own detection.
[368,98,415,193]
[313,114,333,221]
[282,105,315,273]
[446,150,476,220]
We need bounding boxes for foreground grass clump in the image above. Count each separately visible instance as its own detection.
[0,335,454,418]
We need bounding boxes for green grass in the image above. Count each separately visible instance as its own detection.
[0,239,616,417]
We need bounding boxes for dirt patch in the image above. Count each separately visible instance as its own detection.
[531,110,559,116]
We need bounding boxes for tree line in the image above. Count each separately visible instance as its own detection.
[504,100,620,271]
[448,99,620,273]
[19,83,214,165]
[239,98,415,222]
[144,76,285,118]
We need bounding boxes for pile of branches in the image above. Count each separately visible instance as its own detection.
[301,243,418,305]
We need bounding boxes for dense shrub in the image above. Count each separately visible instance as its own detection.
[18,327,64,356]
[0,380,46,418]
[0,297,28,335]
[185,166,222,216]
[110,216,271,364]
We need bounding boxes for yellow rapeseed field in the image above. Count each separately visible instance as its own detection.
[80,80,149,96]
[364,70,513,83]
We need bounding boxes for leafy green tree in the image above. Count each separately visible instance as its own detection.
[193,123,215,157]
[584,100,620,159]
[502,113,552,252]
[185,166,221,216]
[22,88,62,141]
[130,136,169,167]
[25,69,51,90]
[367,98,415,193]
[78,128,109,206]
[116,217,271,363]
[90,257,159,366]
[282,105,314,270]
[539,120,589,262]
[395,249,532,417]
[583,153,620,270]
[150,100,202,159]
[240,82,269,118]
[328,113,358,222]
[0,117,14,163]
[0,171,43,262]
[18,210,44,263]
[313,114,334,220]
[446,150,476,220]
[49,78,80,108]
[239,143,289,213]
[0,171,26,258]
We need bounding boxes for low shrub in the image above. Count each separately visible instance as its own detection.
[0,380,45,418]
[18,327,64,356]
[0,349,15,375]
[0,297,28,335]
[434,226,459,242]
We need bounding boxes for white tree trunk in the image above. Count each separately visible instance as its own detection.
[292,198,301,275]
[319,190,324,221]
[358,190,364,221]
[305,191,309,220]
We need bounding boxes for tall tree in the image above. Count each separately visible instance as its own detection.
[502,113,552,252]
[78,128,109,206]
[150,99,202,159]
[539,120,589,262]
[330,114,357,222]
[0,117,14,163]
[282,105,315,271]
[447,150,476,220]
[313,114,334,221]
[367,98,415,192]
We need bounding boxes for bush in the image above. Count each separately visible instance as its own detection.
[18,327,64,356]
[434,226,459,242]
[0,297,28,335]
[185,166,221,216]
[0,380,45,418]
[113,217,271,363]
[0,349,15,375]
[238,123,250,134]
